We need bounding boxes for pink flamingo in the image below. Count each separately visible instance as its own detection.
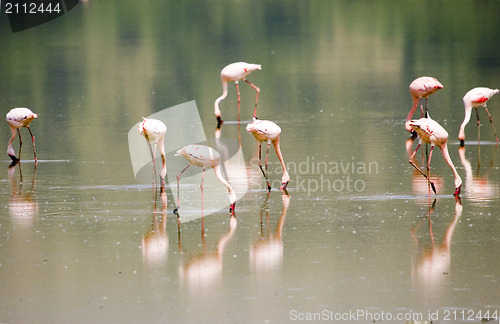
[246,119,289,192]
[6,107,38,164]
[458,87,499,146]
[214,62,262,125]
[174,144,236,214]
[405,77,443,132]
[138,118,167,188]
[408,115,462,196]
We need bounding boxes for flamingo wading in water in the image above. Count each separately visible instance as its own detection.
[214,62,261,125]
[138,118,167,189]
[405,76,443,133]
[458,87,499,146]
[174,144,236,214]
[246,119,290,192]
[408,115,462,196]
[6,107,38,164]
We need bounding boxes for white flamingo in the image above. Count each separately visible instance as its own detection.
[138,118,167,188]
[6,107,38,164]
[214,62,261,125]
[405,76,443,133]
[246,119,289,191]
[408,115,462,196]
[174,144,236,214]
[458,87,499,145]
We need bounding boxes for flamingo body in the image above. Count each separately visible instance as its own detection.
[246,119,289,190]
[405,76,443,132]
[458,87,499,145]
[214,62,262,123]
[174,144,236,213]
[138,118,167,184]
[409,116,462,195]
[6,107,38,164]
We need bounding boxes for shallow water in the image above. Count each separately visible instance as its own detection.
[1,1,500,323]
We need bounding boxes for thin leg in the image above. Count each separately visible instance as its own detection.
[258,142,271,192]
[484,107,499,143]
[476,108,481,144]
[409,143,437,194]
[235,81,241,122]
[427,145,435,195]
[200,168,205,217]
[27,126,37,164]
[245,79,260,119]
[174,164,191,214]
[17,129,22,161]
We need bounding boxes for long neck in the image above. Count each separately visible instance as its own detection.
[214,80,228,117]
[213,165,236,205]
[158,136,167,179]
[272,138,289,184]
[440,143,462,190]
[405,97,420,132]
[458,104,473,141]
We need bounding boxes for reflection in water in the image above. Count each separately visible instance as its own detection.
[142,192,169,271]
[458,146,500,205]
[8,163,38,226]
[179,215,237,289]
[411,198,462,296]
[250,192,290,273]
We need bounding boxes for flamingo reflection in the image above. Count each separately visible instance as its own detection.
[249,192,290,273]
[179,215,237,289]
[458,145,499,205]
[142,192,169,270]
[8,163,38,226]
[411,198,462,295]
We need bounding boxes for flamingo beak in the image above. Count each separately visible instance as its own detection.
[430,182,437,195]
[280,180,289,190]
[454,185,461,196]
[229,202,236,213]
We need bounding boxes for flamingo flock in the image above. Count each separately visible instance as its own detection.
[6,64,498,214]
[405,76,498,197]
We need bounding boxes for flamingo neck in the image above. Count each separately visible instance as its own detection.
[405,98,420,132]
[440,143,462,193]
[214,80,228,117]
[213,165,237,205]
[458,104,473,141]
[272,138,290,184]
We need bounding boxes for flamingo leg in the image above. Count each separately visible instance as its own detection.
[484,107,499,143]
[17,129,22,161]
[258,141,271,192]
[174,164,191,215]
[200,167,205,218]
[27,126,37,164]
[476,108,481,144]
[235,81,241,122]
[245,79,260,119]
[409,143,437,194]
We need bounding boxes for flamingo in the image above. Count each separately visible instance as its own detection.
[405,77,443,132]
[246,119,289,192]
[214,62,262,125]
[173,144,236,214]
[6,107,38,165]
[458,87,499,146]
[408,115,462,196]
[138,118,167,188]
